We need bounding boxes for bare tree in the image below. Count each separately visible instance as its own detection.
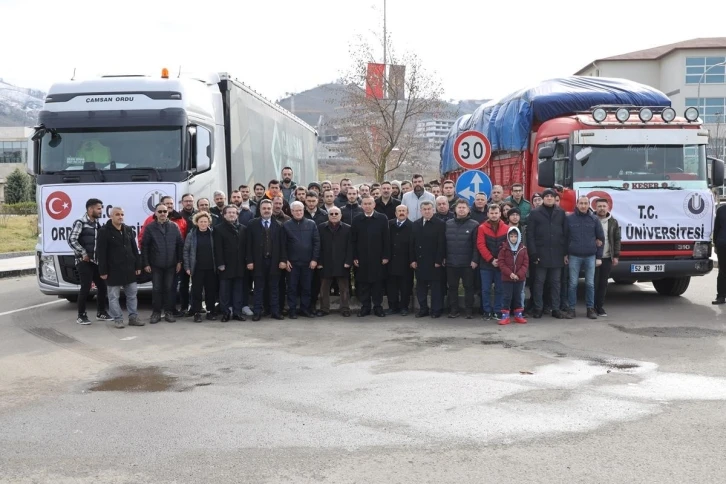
[337,36,448,182]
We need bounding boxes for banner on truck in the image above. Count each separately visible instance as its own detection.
[40,183,178,255]
[578,189,714,242]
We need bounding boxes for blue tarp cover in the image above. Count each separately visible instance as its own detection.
[440,76,672,174]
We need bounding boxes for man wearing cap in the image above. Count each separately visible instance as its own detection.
[526,188,567,319]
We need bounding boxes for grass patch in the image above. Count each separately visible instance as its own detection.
[0,215,38,253]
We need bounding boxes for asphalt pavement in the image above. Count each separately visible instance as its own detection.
[0,273,725,483]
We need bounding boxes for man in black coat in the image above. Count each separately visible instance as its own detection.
[97,207,142,328]
[141,203,184,324]
[214,204,248,322]
[411,200,447,318]
[444,199,480,319]
[283,201,321,319]
[351,196,390,317]
[526,188,567,319]
[386,205,414,315]
[317,206,353,317]
[246,199,288,321]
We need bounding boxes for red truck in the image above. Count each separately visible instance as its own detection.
[441,76,724,296]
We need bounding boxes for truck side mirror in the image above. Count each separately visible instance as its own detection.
[192,126,212,173]
[538,145,555,159]
[27,138,36,175]
[711,157,725,187]
[538,159,556,188]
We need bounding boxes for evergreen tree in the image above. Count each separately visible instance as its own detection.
[4,168,29,204]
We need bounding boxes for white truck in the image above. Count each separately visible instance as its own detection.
[28,69,318,300]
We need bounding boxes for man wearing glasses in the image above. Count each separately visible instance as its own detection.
[505,183,532,224]
[141,203,184,324]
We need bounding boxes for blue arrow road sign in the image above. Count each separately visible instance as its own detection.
[455,170,492,205]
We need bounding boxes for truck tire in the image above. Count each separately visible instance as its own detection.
[613,279,635,285]
[652,277,691,296]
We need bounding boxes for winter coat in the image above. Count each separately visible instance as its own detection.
[141,221,183,269]
[96,220,141,286]
[68,213,102,263]
[498,244,529,282]
[213,221,247,279]
[183,227,216,276]
[600,214,622,258]
[375,197,401,220]
[305,208,328,226]
[388,218,413,277]
[715,205,726,247]
[318,222,353,279]
[281,181,298,204]
[283,217,321,265]
[505,196,532,223]
[526,205,567,268]
[138,210,188,248]
[477,220,509,270]
[401,190,435,221]
[410,216,446,281]
[444,216,479,268]
[351,211,391,282]
[341,203,363,226]
[435,211,454,222]
[565,210,605,258]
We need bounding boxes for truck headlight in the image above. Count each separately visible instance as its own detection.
[693,242,710,259]
[39,255,58,285]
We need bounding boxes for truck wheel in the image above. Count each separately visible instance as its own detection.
[613,279,635,285]
[652,277,691,296]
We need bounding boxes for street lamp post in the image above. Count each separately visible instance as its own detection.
[696,61,726,120]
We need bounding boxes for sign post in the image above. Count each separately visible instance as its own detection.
[453,130,491,170]
[455,170,492,206]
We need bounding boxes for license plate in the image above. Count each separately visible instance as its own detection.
[631,264,665,273]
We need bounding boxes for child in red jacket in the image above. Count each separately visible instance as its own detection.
[496,227,529,325]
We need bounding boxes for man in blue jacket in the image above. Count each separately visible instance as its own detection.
[282,201,321,319]
[565,196,604,320]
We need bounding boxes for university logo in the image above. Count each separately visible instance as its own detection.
[683,192,709,219]
[142,190,171,215]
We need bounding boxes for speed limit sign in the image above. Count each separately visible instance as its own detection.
[453,130,491,170]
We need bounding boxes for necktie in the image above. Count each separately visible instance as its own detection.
[264,220,269,229]
[398,221,402,228]
[423,219,426,227]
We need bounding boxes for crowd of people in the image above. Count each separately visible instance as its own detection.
[67,166,621,329]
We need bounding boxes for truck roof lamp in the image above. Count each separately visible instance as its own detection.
[592,108,607,123]
[638,107,653,123]
[615,108,630,123]
[684,107,699,122]
[161,68,169,79]
[661,107,676,123]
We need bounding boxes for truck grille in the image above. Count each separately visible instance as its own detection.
[59,256,80,284]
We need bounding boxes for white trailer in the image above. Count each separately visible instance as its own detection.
[28,70,317,299]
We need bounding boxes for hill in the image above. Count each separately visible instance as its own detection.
[0,79,43,127]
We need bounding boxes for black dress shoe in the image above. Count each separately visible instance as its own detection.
[234,313,246,321]
[288,312,298,319]
[221,314,230,322]
[385,308,400,315]
[374,308,385,317]
[272,313,284,320]
[341,310,351,317]
[252,313,261,321]
[400,309,408,316]
[358,309,371,317]
[430,313,441,319]
[415,310,429,318]
[712,297,726,305]
[301,310,315,318]
[315,310,328,317]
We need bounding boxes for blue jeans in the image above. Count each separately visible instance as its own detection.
[568,255,596,309]
[288,264,313,313]
[107,283,138,321]
[480,268,503,313]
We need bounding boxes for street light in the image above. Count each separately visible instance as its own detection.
[696,61,726,121]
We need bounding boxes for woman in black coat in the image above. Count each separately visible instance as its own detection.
[184,212,217,322]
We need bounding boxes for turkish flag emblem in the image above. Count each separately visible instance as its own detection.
[45,191,73,220]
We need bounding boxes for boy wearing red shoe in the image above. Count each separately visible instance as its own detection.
[497,227,529,325]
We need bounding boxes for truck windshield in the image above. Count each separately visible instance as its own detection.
[39,127,183,173]
[573,144,707,188]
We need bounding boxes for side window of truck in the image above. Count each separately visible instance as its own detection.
[195,126,212,172]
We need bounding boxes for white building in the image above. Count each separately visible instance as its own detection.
[576,37,726,158]
[0,127,31,203]
[415,118,455,148]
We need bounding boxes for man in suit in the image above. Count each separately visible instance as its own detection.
[410,200,446,318]
[246,199,288,321]
[351,195,390,317]
[386,205,414,315]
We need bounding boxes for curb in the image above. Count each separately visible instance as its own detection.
[0,268,36,279]
[0,251,34,260]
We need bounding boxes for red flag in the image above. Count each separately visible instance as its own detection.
[366,63,385,99]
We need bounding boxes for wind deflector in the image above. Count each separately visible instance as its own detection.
[38,108,188,129]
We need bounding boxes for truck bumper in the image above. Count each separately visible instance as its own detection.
[610,258,713,282]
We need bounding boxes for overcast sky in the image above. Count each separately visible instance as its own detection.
[3,0,726,102]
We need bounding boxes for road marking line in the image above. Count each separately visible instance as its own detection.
[0,299,65,318]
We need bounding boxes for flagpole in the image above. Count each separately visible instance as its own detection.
[383,0,387,66]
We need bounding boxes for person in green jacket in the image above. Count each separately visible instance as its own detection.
[505,183,532,224]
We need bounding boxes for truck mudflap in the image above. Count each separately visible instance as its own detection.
[609,258,712,282]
